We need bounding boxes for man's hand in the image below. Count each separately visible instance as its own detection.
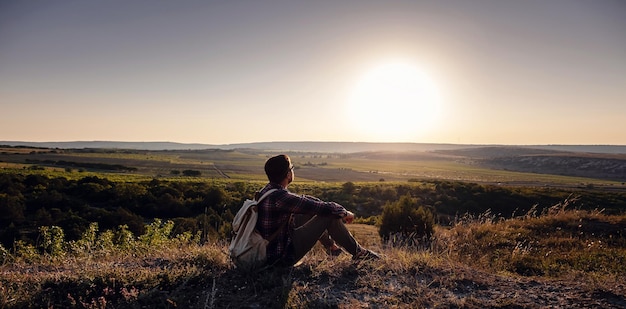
[343,211,355,224]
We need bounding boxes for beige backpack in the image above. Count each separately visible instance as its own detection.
[229,189,277,270]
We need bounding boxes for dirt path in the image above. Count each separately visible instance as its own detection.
[212,164,230,178]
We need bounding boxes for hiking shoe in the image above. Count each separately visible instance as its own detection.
[352,249,381,261]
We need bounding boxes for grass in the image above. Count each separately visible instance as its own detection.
[0,244,228,308]
[436,200,626,278]
[2,203,625,308]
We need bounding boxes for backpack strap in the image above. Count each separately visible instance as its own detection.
[254,188,286,242]
[255,188,278,203]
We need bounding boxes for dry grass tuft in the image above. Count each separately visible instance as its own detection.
[435,196,626,280]
[0,243,228,308]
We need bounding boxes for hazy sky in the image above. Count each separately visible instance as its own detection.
[1,0,625,145]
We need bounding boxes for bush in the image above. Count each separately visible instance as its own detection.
[14,240,38,262]
[39,225,66,257]
[182,170,201,176]
[68,222,99,255]
[379,194,434,246]
[139,219,174,247]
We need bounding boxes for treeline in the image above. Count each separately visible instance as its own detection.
[0,174,248,247]
[2,172,626,249]
[25,159,137,172]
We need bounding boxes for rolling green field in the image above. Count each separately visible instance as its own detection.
[1,146,623,189]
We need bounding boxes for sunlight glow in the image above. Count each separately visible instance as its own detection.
[346,60,442,141]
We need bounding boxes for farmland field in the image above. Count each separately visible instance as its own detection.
[1,145,624,189]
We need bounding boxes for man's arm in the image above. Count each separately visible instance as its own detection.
[276,191,348,218]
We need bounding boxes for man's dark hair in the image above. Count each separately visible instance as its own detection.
[265,154,291,183]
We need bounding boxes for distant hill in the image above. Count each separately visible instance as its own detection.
[0,141,215,151]
[1,141,625,154]
[438,146,626,182]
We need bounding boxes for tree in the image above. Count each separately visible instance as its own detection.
[342,182,356,195]
[182,170,201,177]
[0,193,25,225]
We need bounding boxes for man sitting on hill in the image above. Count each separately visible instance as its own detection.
[256,154,379,267]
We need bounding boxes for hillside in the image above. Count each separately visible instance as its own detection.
[438,147,626,182]
[2,215,625,308]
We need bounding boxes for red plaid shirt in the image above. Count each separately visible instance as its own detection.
[255,182,348,264]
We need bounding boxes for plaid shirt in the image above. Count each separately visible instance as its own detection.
[255,182,347,264]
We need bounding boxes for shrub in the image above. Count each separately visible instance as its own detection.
[14,240,38,262]
[96,229,115,251]
[139,219,174,247]
[39,225,66,257]
[379,194,435,246]
[341,182,356,194]
[68,222,99,255]
[114,224,136,250]
[182,170,201,177]
[354,216,379,225]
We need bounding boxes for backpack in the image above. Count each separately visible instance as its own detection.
[229,189,277,270]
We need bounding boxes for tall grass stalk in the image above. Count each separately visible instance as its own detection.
[433,196,626,278]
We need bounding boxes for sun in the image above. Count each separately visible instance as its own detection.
[346,60,442,141]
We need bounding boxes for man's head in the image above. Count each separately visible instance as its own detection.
[264,154,294,184]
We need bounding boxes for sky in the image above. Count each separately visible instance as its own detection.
[1,0,625,145]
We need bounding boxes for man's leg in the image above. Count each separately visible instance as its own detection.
[292,214,360,263]
[318,231,344,256]
[317,231,334,248]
